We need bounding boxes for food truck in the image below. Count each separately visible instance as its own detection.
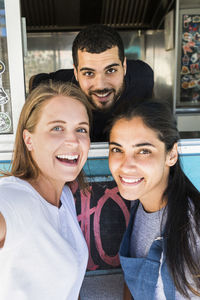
[0,0,200,299]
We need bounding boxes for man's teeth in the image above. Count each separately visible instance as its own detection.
[57,154,78,160]
[122,177,142,183]
[95,92,110,97]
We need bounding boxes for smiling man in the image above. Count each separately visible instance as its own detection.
[31,24,154,142]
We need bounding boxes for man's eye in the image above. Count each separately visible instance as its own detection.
[83,71,94,77]
[52,126,63,131]
[106,68,116,74]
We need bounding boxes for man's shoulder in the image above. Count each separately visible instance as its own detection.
[49,68,74,80]
[122,59,154,99]
[31,68,76,90]
[126,59,153,77]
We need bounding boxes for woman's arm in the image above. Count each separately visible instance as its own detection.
[123,282,132,300]
[0,212,6,248]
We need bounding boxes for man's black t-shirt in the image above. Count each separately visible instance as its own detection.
[32,60,154,142]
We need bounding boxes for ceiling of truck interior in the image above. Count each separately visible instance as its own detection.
[20,0,175,32]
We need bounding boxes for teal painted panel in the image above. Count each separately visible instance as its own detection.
[0,162,11,173]
[1,156,200,191]
[83,159,110,177]
[0,159,111,176]
[180,155,200,191]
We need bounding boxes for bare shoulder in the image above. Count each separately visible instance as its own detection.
[0,212,6,248]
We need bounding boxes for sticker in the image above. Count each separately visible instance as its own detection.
[183,15,191,28]
[182,54,189,65]
[189,25,193,32]
[182,75,191,82]
[182,41,195,54]
[191,52,198,63]
[194,32,200,42]
[181,66,190,74]
[192,23,198,32]
[0,87,9,105]
[0,112,11,133]
[190,63,199,74]
[182,32,193,42]
[188,80,196,88]
[195,73,200,79]
[192,93,199,101]
[181,81,189,89]
[0,61,5,75]
[197,79,200,88]
[192,16,200,23]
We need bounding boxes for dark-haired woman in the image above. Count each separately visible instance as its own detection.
[108,98,200,299]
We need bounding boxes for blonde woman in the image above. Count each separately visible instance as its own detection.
[0,83,92,300]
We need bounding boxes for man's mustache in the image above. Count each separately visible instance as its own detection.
[89,88,115,95]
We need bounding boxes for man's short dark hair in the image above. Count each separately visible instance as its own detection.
[72,24,125,69]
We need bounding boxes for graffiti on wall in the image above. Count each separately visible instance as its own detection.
[71,180,130,271]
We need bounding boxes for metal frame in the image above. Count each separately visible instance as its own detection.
[0,0,25,160]
[174,1,200,111]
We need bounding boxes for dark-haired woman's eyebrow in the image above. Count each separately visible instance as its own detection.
[134,142,155,148]
[109,141,156,148]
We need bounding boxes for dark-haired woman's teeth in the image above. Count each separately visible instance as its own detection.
[122,177,142,183]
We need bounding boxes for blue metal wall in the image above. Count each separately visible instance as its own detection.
[1,155,200,191]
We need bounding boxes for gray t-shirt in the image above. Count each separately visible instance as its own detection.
[130,202,166,258]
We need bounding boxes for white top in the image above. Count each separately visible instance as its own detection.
[0,176,88,300]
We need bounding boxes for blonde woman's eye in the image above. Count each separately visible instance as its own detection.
[52,126,63,131]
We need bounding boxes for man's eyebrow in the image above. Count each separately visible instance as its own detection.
[80,63,120,72]
[80,67,95,72]
[109,142,155,148]
[105,63,120,70]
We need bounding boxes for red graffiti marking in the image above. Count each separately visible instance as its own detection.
[76,184,130,271]
[78,188,98,270]
[93,186,129,266]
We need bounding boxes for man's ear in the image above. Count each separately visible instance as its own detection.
[23,129,33,151]
[73,65,78,81]
[166,143,178,167]
[123,57,127,76]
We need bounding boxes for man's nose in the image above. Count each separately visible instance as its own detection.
[93,73,106,89]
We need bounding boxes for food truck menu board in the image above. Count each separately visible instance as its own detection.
[0,3,13,134]
[180,13,200,105]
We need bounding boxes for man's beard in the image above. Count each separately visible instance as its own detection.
[87,82,125,112]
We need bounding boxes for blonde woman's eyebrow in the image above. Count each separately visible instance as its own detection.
[47,120,89,126]
[47,120,66,125]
